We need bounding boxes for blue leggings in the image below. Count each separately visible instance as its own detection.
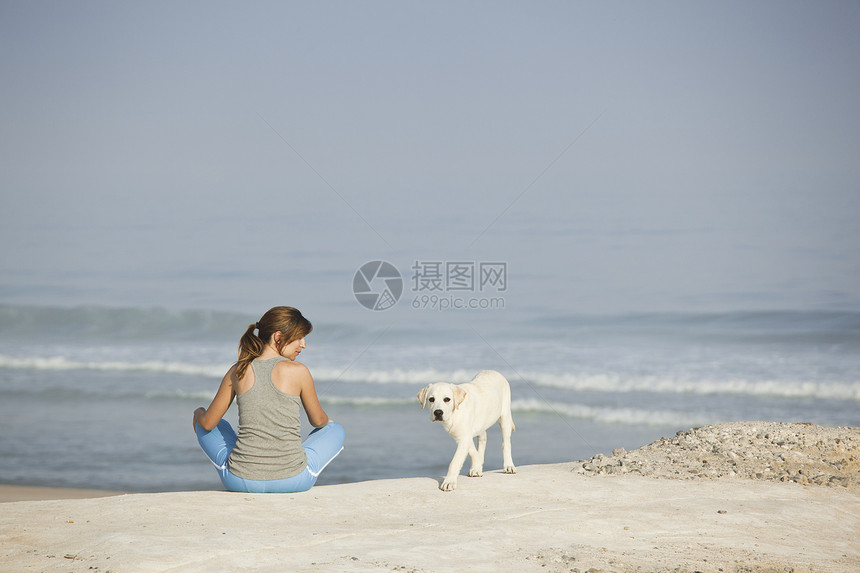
[195,420,345,493]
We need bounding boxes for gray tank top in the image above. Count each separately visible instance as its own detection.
[227,357,307,480]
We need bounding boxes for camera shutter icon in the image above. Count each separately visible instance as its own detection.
[353,261,403,311]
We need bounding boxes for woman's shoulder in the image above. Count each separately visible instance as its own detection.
[271,360,312,395]
[224,362,241,381]
[273,359,311,378]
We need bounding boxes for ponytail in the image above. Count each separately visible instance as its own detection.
[235,323,264,379]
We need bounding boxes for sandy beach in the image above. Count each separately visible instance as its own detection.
[1,422,858,573]
[0,485,123,503]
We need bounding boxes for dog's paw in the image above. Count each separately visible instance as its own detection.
[468,468,483,478]
[504,465,517,474]
[440,478,457,491]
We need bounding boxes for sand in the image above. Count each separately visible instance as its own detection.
[1,422,858,573]
[0,485,123,503]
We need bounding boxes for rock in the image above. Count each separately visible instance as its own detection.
[573,422,860,491]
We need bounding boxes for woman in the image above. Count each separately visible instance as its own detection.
[193,306,345,493]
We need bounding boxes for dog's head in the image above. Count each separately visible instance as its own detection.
[417,382,467,423]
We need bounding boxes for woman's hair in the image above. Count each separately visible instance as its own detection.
[235,306,313,379]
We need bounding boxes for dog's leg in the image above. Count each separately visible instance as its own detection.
[499,414,516,474]
[468,431,487,477]
[441,439,472,491]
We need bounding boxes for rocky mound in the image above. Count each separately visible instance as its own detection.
[573,421,860,490]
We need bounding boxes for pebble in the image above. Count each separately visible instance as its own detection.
[572,422,860,490]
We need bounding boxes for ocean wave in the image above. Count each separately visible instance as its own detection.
[4,304,859,346]
[322,395,415,408]
[144,392,710,427]
[0,304,253,341]
[3,355,858,402]
[145,390,217,401]
[527,309,860,344]
[321,396,713,427]
[2,385,218,402]
[0,304,378,343]
[517,371,860,401]
[0,355,226,378]
[312,367,478,385]
[0,379,820,429]
[314,367,860,401]
[511,398,721,427]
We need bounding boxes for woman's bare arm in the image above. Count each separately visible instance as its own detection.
[193,366,237,431]
[294,363,329,428]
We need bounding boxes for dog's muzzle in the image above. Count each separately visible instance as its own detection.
[433,409,444,421]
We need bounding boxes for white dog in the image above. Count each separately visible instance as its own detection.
[417,370,516,491]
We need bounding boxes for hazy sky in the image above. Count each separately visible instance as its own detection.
[2,1,858,322]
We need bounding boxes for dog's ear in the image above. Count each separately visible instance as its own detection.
[417,386,429,409]
[453,386,467,410]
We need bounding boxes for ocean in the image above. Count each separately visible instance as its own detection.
[1,304,858,492]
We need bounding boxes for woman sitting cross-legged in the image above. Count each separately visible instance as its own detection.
[193,306,345,493]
